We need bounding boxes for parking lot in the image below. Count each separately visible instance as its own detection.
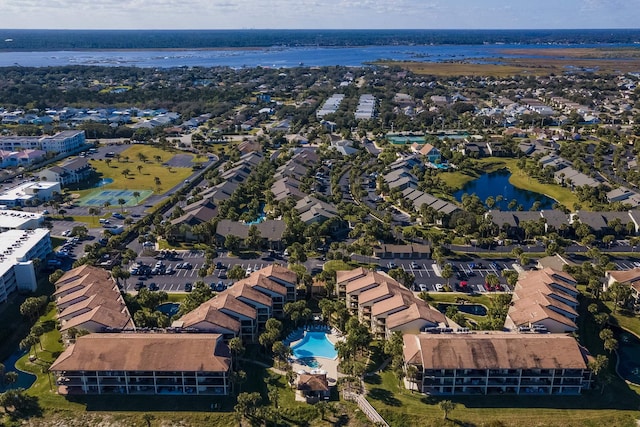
[123,250,282,293]
[389,259,516,293]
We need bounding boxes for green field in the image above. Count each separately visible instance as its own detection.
[73,146,196,199]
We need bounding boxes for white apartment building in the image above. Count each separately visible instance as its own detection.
[0,130,86,155]
[0,210,44,231]
[0,181,61,207]
[0,228,52,302]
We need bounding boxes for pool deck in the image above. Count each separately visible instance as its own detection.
[288,329,344,391]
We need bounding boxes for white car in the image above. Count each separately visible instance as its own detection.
[246,267,252,275]
[411,261,420,269]
[61,229,71,237]
[435,283,444,292]
[418,284,428,292]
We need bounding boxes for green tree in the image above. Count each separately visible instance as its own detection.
[118,198,126,213]
[439,400,457,420]
[228,264,246,281]
[234,391,261,421]
[142,413,155,427]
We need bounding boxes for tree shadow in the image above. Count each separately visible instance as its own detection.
[331,414,350,427]
[363,373,381,385]
[367,387,401,407]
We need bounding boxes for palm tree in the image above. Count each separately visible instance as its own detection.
[132,191,141,205]
[137,164,143,174]
[439,400,457,420]
[118,198,126,213]
[122,168,131,178]
[88,207,100,225]
[103,201,111,212]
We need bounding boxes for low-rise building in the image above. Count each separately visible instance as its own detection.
[0,228,51,301]
[505,268,579,333]
[0,130,86,155]
[403,333,592,395]
[39,157,93,186]
[0,210,44,231]
[50,333,231,396]
[0,181,61,207]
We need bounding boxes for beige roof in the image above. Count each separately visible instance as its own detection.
[607,268,640,284]
[336,267,369,284]
[403,333,587,370]
[514,281,578,306]
[248,275,288,297]
[56,264,111,287]
[60,305,134,331]
[253,264,297,286]
[56,282,107,307]
[386,301,446,329]
[358,282,394,305]
[507,302,577,330]
[512,290,578,317]
[54,271,116,297]
[226,282,272,307]
[346,271,398,294]
[536,254,575,271]
[177,303,241,333]
[50,333,230,373]
[58,292,125,320]
[539,267,577,285]
[371,288,415,317]
[203,294,256,319]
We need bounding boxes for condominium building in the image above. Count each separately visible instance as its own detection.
[339,268,448,338]
[0,181,61,207]
[0,228,51,301]
[316,94,345,118]
[50,333,231,396]
[174,265,298,340]
[39,157,94,186]
[403,333,592,396]
[0,130,86,155]
[53,265,135,333]
[505,268,579,333]
[0,210,44,231]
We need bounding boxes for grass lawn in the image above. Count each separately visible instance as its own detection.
[73,146,195,199]
[365,370,639,427]
[323,260,357,273]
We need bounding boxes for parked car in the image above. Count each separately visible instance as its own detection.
[435,283,444,292]
[149,283,159,291]
[387,262,397,269]
[418,284,428,292]
[134,282,146,291]
[184,282,193,292]
[411,261,420,269]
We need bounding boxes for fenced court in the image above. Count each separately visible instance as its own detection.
[77,189,153,207]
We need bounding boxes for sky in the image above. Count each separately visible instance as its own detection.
[1,0,639,30]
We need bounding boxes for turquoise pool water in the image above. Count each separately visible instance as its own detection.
[290,332,337,360]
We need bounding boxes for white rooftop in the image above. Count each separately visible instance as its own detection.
[0,228,50,276]
[0,210,43,229]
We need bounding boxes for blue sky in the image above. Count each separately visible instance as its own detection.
[1,0,638,29]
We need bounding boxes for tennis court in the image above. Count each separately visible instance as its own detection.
[77,189,153,207]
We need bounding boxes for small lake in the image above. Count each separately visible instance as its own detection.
[454,169,556,211]
[615,328,640,385]
[0,350,36,392]
[437,303,487,316]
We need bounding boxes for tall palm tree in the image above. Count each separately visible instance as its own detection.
[132,191,141,205]
[118,198,126,213]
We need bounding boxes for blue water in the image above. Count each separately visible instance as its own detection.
[437,303,488,316]
[616,328,640,385]
[454,169,555,211]
[156,302,180,317]
[95,178,113,187]
[1,41,637,68]
[291,332,337,360]
[0,350,36,392]
[245,213,266,225]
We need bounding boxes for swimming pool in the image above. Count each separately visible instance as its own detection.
[290,332,337,360]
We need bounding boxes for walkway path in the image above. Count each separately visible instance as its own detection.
[344,391,389,426]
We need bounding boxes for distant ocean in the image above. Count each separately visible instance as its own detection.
[0,29,639,68]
